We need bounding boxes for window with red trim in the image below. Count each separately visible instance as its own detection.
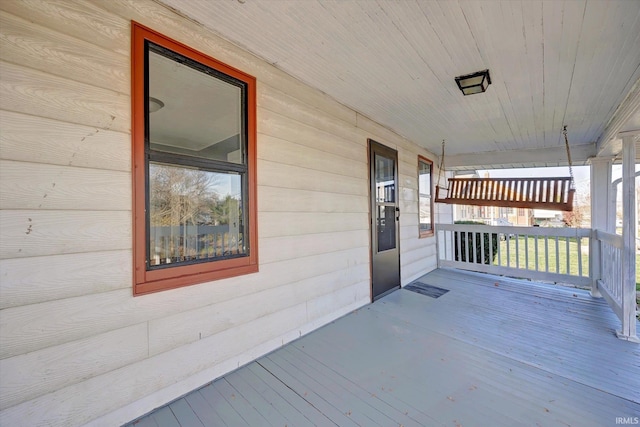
[132,22,258,295]
[418,156,434,237]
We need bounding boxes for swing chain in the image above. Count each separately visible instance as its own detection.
[437,139,445,189]
[563,125,575,189]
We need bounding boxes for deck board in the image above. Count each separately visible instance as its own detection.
[224,369,293,427]
[243,362,332,426]
[167,399,204,427]
[150,407,178,427]
[125,268,640,427]
[196,384,250,427]
[182,390,227,426]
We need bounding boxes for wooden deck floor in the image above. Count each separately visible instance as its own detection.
[125,268,640,427]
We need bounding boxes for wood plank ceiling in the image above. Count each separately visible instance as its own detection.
[158,0,640,168]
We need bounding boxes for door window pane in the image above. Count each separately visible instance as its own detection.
[377,205,396,252]
[375,154,395,203]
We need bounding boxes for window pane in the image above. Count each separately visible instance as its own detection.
[148,162,245,267]
[375,154,395,203]
[418,161,431,196]
[418,159,432,233]
[377,205,396,252]
[419,196,432,231]
[148,47,244,164]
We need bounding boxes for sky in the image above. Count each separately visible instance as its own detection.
[478,164,640,184]
[477,166,590,182]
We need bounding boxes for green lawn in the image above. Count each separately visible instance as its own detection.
[468,235,640,291]
[494,236,589,277]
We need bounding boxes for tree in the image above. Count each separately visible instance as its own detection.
[150,164,220,227]
[563,192,590,228]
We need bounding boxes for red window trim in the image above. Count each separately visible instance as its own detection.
[131,22,258,295]
[418,155,434,238]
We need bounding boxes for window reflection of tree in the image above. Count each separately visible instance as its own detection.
[149,164,243,264]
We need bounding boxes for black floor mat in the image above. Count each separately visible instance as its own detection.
[404,281,449,298]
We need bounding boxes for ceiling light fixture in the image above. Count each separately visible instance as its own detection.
[149,97,165,113]
[455,69,491,96]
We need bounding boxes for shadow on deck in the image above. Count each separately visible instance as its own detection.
[126,268,640,427]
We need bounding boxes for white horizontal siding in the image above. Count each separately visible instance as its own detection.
[0,111,130,171]
[259,134,366,180]
[259,212,367,238]
[259,159,367,195]
[0,250,131,309]
[0,1,439,426]
[148,266,370,356]
[259,230,368,265]
[259,186,368,214]
[259,109,365,162]
[0,160,130,211]
[0,0,130,55]
[0,323,148,411]
[258,82,359,141]
[0,61,129,133]
[0,246,369,359]
[0,10,129,94]
[0,210,131,259]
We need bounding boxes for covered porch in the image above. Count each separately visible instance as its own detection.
[127,268,639,427]
[2,1,640,426]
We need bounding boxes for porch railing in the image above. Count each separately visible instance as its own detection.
[593,229,637,341]
[594,230,623,315]
[436,223,592,287]
[436,223,637,342]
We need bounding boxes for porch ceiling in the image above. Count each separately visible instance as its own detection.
[158,0,640,169]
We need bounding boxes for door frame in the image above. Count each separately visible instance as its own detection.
[368,139,401,301]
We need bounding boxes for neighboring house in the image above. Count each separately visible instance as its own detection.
[455,204,532,226]
[0,1,638,427]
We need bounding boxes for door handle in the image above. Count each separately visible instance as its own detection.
[395,207,400,220]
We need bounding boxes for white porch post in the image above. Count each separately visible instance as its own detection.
[618,135,638,342]
[589,157,613,297]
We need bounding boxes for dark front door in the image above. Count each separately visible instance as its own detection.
[369,140,400,300]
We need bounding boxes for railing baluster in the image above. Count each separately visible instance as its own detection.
[489,233,500,265]
[565,236,570,275]
[506,234,511,268]
[544,236,549,272]
[577,236,583,277]
[472,231,477,263]
[555,235,560,273]
[524,234,529,272]
[534,234,540,271]
[515,233,520,269]
[452,230,457,261]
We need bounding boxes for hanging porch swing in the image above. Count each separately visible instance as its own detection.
[435,126,575,212]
